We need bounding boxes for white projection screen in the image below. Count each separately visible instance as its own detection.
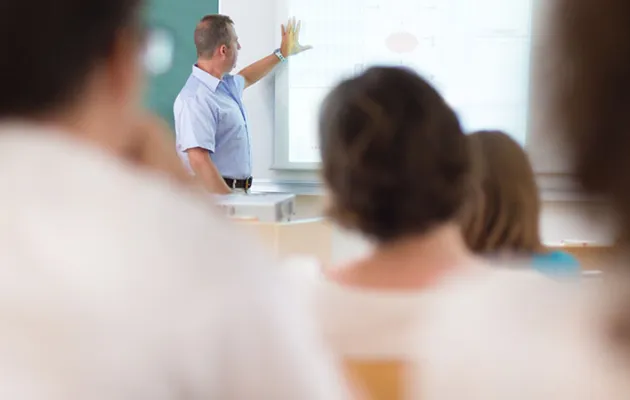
[273,0,549,170]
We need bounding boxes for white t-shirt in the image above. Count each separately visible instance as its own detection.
[308,259,490,361]
[313,278,430,360]
[0,124,349,400]
[415,268,630,400]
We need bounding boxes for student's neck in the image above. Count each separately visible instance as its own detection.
[327,223,480,291]
[41,100,133,159]
[196,59,225,79]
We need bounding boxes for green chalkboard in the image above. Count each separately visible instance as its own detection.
[144,0,219,126]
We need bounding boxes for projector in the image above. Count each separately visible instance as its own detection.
[213,192,296,222]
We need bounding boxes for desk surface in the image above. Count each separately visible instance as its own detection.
[548,245,616,270]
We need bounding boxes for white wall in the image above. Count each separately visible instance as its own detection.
[221,0,319,182]
[221,0,616,263]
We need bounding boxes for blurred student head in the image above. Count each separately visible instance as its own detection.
[460,130,542,254]
[552,0,630,339]
[552,0,630,238]
[0,0,146,153]
[552,0,630,215]
[318,66,469,243]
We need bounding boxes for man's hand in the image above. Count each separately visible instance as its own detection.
[280,17,312,58]
[238,17,312,88]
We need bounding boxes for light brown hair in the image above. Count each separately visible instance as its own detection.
[194,14,234,59]
[460,130,543,254]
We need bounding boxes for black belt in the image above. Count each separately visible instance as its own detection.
[224,177,253,190]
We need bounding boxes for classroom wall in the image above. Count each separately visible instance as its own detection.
[217,0,617,263]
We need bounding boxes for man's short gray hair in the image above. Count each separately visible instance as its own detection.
[194,14,234,59]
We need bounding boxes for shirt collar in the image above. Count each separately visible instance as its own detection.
[192,65,222,92]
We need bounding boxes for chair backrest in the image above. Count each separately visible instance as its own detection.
[345,359,406,400]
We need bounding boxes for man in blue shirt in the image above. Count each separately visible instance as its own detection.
[175,15,311,193]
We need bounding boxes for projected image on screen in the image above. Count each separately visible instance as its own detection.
[281,0,533,164]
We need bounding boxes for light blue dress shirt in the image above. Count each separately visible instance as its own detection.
[174,66,251,179]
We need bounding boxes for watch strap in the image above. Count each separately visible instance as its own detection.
[274,48,287,62]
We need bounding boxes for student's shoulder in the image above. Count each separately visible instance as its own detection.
[419,267,579,358]
[0,130,269,274]
[424,267,572,327]
[416,274,608,399]
[104,164,271,270]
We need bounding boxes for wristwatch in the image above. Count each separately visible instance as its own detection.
[274,48,287,62]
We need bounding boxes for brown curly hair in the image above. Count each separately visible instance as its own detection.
[318,67,469,243]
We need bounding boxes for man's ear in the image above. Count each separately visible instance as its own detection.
[218,44,227,57]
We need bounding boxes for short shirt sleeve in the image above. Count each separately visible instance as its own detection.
[233,74,246,96]
[174,97,218,153]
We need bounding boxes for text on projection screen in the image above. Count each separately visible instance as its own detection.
[284,0,533,163]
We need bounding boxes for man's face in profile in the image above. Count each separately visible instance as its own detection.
[226,24,240,70]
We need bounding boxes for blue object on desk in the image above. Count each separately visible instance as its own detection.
[531,250,580,276]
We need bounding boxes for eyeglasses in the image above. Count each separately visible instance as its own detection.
[142,27,175,76]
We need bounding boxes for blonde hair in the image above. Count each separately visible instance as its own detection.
[460,130,543,254]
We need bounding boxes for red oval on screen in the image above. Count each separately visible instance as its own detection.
[385,32,419,54]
